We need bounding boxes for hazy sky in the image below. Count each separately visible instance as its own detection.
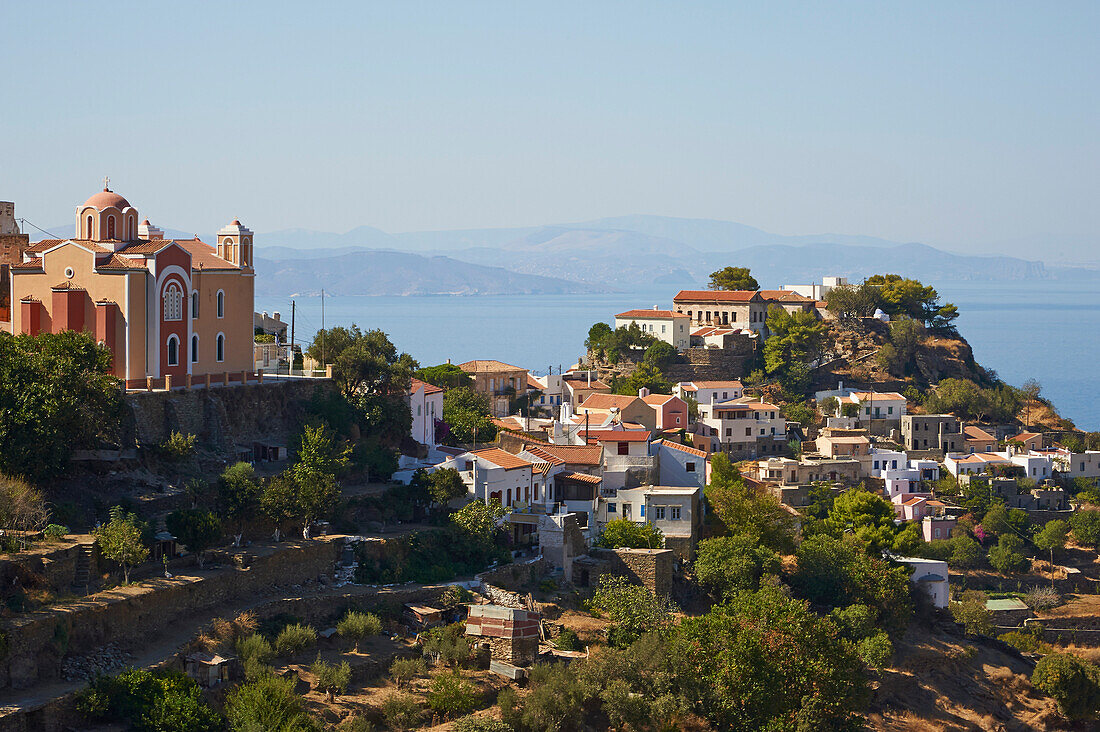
[3,2,1098,252]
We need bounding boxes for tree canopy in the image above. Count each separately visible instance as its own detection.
[586,322,656,364]
[826,275,959,332]
[0,331,124,482]
[763,305,827,394]
[708,266,759,291]
[414,363,473,391]
[923,378,1022,423]
[306,325,417,399]
[705,454,798,554]
[441,387,497,445]
[596,518,664,549]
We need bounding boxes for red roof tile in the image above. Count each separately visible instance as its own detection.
[409,377,444,395]
[558,470,602,485]
[674,289,760,303]
[615,309,684,319]
[581,430,652,443]
[471,448,534,471]
[654,439,707,458]
[459,360,526,373]
[577,393,642,411]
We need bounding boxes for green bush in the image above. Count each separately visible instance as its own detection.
[856,632,894,668]
[76,668,222,732]
[336,717,375,732]
[1032,653,1100,720]
[390,656,427,687]
[554,628,581,652]
[337,610,382,651]
[159,431,196,461]
[236,634,274,665]
[274,623,317,656]
[440,584,475,607]
[427,671,482,719]
[1000,630,1052,654]
[43,524,69,541]
[310,654,352,701]
[451,716,511,732]
[225,674,318,731]
[951,590,992,637]
[380,692,425,730]
[422,623,472,667]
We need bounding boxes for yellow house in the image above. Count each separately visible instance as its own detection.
[5,185,255,386]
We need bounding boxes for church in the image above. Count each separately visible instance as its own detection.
[4,184,255,386]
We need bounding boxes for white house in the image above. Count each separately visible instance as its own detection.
[1049,449,1100,479]
[869,448,907,478]
[781,276,849,302]
[530,372,564,414]
[652,439,708,490]
[609,485,701,554]
[408,378,444,447]
[899,557,949,609]
[676,381,744,415]
[697,400,788,457]
[614,308,691,350]
[835,391,907,422]
[439,447,537,509]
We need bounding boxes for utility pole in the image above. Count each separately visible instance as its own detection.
[321,289,326,368]
[290,300,296,352]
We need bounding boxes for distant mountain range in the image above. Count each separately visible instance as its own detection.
[33,214,1095,296]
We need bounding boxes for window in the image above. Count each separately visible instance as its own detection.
[191,335,198,363]
[661,325,666,334]
[888,406,894,414]
[934,528,942,539]
[216,290,225,318]
[617,442,629,455]
[653,506,666,520]
[670,506,681,520]
[166,335,179,366]
[607,502,617,513]
[744,428,751,436]
[86,215,94,238]
[162,283,183,321]
[675,416,681,425]
[417,405,422,416]
[191,291,199,318]
[216,333,225,362]
[106,215,115,239]
[686,462,696,472]
[873,460,880,470]
[639,505,645,518]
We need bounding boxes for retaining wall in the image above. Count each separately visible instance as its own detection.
[0,539,341,690]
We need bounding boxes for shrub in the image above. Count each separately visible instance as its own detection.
[236,634,274,665]
[1032,653,1100,720]
[336,717,375,732]
[76,668,222,732]
[1024,586,1062,611]
[390,656,427,688]
[451,716,511,732]
[988,534,1030,574]
[554,628,581,651]
[160,431,197,461]
[421,623,472,667]
[857,632,894,669]
[427,671,482,719]
[274,623,317,656]
[310,654,351,702]
[380,692,425,731]
[337,610,382,651]
[1000,630,1051,654]
[951,590,993,637]
[440,584,475,607]
[43,524,69,541]
[596,518,664,549]
[225,674,318,731]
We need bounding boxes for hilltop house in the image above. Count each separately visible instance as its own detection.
[458,360,528,417]
[673,290,768,334]
[963,425,998,453]
[562,371,612,407]
[5,186,255,385]
[614,308,690,350]
[901,415,963,452]
[675,380,744,409]
[641,393,688,431]
[694,399,788,458]
[575,393,657,431]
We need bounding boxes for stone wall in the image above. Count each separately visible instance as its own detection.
[0,539,341,690]
[574,548,674,597]
[125,377,335,450]
[0,540,99,597]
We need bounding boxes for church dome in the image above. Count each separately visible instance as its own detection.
[83,188,131,210]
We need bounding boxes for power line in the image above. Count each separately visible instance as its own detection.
[17,217,60,239]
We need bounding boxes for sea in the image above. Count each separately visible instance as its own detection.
[256,279,1100,430]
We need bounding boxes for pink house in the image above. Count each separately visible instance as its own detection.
[922,515,957,542]
[642,393,688,431]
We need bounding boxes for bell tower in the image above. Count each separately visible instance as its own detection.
[216,219,253,268]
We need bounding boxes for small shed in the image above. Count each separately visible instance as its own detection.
[184,652,236,687]
[986,597,1032,627]
[404,603,445,629]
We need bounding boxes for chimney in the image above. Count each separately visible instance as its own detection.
[273,311,281,321]
[638,387,650,398]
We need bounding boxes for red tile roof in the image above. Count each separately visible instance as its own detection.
[641,394,677,406]
[27,239,113,254]
[577,393,642,411]
[964,425,996,441]
[654,439,707,458]
[682,380,743,389]
[523,443,603,466]
[459,360,526,373]
[558,470,602,485]
[97,254,148,270]
[471,448,533,471]
[758,290,813,302]
[615,309,684,319]
[581,430,652,443]
[674,289,759,303]
[409,377,444,395]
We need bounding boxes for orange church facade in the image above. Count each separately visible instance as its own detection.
[4,186,255,386]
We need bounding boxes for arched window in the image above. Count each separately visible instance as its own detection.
[163,283,183,321]
[126,215,135,241]
[106,216,116,239]
[216,290,224,318]
[166,335,179,366]
[216,333,225,362]
[86,215,94,239]
[191,334,199,363]
[191,291,199,318]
